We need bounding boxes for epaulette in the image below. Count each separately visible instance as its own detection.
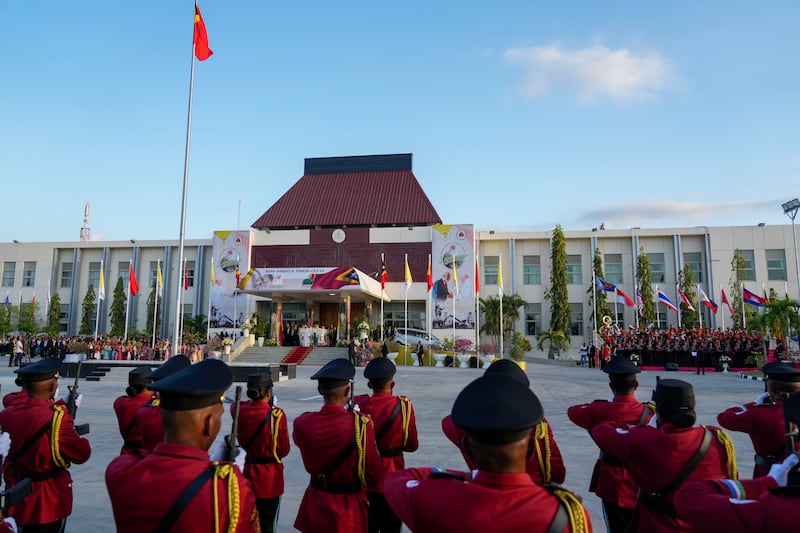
[429,467,466,481]
[548,486,590,533]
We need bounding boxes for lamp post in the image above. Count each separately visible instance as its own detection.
[782,198,800,300]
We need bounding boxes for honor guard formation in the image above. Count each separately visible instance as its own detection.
[0,354,798,532]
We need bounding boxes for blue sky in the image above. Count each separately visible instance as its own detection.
[2,1,799,242]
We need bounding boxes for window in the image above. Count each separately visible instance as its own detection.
[118,262,129,286]
[149,262,159,288]
[182,304,193,320]
[615,311,625,329]
[570,303,583,336]
[766,249,787,281]
[2,262,15,288]
[525,303,541,335]
[483,256,499,286]
[186,261,195,288]
[59,304,70,333]
[738,250,756,281]
[522,256,541,285]
[88,262,101,290]
[22,262,36,287]
[60,262,73,288]
[647,253,665,283]
[656,311,667,329]
[566,255,582,285]
[683,252,703,283]
[604,254,623,284]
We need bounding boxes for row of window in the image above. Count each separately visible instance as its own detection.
[1,261,196,290]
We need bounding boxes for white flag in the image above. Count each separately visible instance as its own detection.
[98,269,106,301]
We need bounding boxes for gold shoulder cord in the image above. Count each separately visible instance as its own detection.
[400,397,411,448]
[270,410,284,464]
[534,420,552,484]
[551,487,589,533]
[711,427,738,480]
[213,464,241,533]
[51,404,70,469]
[354,414,370,486]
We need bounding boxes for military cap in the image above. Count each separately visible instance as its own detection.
[652,379,695,410]
[147,355,191,382]
[603,357,641,376]
[452,374,543,445]
[149,358,232,411]
[15,357,61,382]
[128,366,152,387]
[247,372,273,390]
[483,358,530,386]
[763,362,800,383]
[364,357,396,381]
[311,358,355,389]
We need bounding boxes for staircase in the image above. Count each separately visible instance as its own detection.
[86,366,112,382]
[281,347,313,365]
[233,347,292,364]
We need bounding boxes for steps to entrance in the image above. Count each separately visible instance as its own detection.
[86,366,112,382]
[282,347,312,365]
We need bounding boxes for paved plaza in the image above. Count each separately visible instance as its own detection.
[0,356,767,532]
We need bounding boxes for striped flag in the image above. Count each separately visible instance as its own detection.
[98,269,106,301]
[698,286,718,313]
[657,288,678,312]
[157,262,164,298]
[498,255,503,295]
[426,255,433,292]
[210,263,216,285]
[636,288,644,316]
[678,288,694,311]
[452,255,459,294]
[380,254,388,290]
[404,254,413,290]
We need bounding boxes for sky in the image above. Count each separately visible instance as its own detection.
[2,1,800,243]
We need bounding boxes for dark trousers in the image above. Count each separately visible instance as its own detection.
[696,353,705,375]
[255,496,280,533]
[602,501,633,533]
[417,353,424,366]
[21,519,66,533]
[367,492,402,533]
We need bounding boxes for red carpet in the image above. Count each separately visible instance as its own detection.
[639,366,751,373]
[281,347,312,365]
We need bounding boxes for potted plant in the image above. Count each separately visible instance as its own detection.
[719,354,731,372]
[222,336,233,355]
[509,331,532,370]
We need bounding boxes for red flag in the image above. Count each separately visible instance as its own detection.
[184,260,189,290]
[678,288,695,311]
[380,258,388,290]
[129,263,139,296]
[193,3,213,61]
[310,267,360,290]
[235,266,241,286]
[721,288,735,316]
[475,259,480,294]
[426,255,433,292]
[615,288,635,307]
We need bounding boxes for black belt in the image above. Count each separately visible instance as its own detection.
[249,457,279,465]
[309,476,363,494]
[380,448,403,458]
[25,469,63,482]
[599,451,623,467]
[637,490,676,517]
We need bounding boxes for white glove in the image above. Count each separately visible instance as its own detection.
[647,414,658,428]
[209,439,246,470]
[60,389,82,408]
[3,517,17,533]
[0,432,10,459]
[607,394,615,402]
[210,440,226,462]
[754,392,770,406]
[768,453,799,486]
[233,446,247,471]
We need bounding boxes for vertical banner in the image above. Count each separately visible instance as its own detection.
[209,230,250,330]
[431,224,476,335]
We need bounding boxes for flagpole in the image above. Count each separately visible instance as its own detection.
[742,285,747,329]
[179,257,187,347]
[206,264,213,342]
[720,284,725,331]
[173,10,198,354]
[427,254,432,353]
[152,260,160,349]
[451,254,456,349]
[613,288,619,325]
[380,252,385,342]
[591,270,598,343]
[95,260,103,341]
[499,253,504,358]
[697,284,703,329]
[124,261,133,341]
[404,253,409,345]
[475,255,480,355]
[635,284,640,329]
[675,283,682,329]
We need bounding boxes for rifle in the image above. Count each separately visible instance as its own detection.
[345,379,355,412]
[0,478,31,514]
[224,386,242,463]
[67,362,90,436]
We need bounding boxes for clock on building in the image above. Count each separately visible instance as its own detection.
[332,229,346,243]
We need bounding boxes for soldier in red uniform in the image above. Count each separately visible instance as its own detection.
[717,362,800,477]
[567,357,655,533]
[385,373,592,533]
[0,357,92,533]
[106,358,260,532]
[235,372,290,533]
[591,378,737,533]
[441,359,566,486]
[354,357,419,533]
[292,358,383,533]
[112,366,153,454]
[133,355,190,451]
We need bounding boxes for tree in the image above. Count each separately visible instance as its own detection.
[79,285,96,335]
[588,247,612,329]
[17,300,40,334]
[545,225,571,335]
[479,294,526,354]
[753,296,800,362]
[636,249,656,326]
[47,293,61,336]
[678,265,699,328]
[0,304,10,336]
[184,314,208,339]
[109,277,127,337]
[729,250,755,329]
[145,287,162,339]
[535,329,570,359]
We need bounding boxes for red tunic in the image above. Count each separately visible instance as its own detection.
[384,468,593,533]
[231,400,290,499]
[567,395,654,507]
[134,397,164,451]
[113,391,154,454]
[1,390,27,408]
[591,421,734,533]
[105,442,259,532]
[0,398,91,526]
[292,403,384,533]
[717,401,787,477]
[441,414,566,485]
[354,391,419,492]
[674,476,799,532]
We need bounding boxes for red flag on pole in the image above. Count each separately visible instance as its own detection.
[235,266,241,286]
[193,3,213,61]
[721,288,735,315]
[475,259,480,294]
[129,263,139,296]
[426,255,433,292]
[380,258,388,290]
[184,260,189,290]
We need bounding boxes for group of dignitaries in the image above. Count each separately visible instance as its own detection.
[0,352,798,532]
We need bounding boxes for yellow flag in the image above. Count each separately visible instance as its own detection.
[157,262,164,297]
[210,263,215,285]
[98,270,105,300]
[404,255,412,289]
[452,255,459,294]
[498,255,503,295]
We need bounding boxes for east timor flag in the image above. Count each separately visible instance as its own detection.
[194,3,213,61]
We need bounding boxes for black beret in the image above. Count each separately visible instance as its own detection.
[603,357,641,376]
[452,374,543,445]
[763,362,800,382]
[128,366,152,387]
[364,357,396,380]
[483,359,530,386]
[311,358,355,381]
[147,355,191,382]
[149,358,232,411]
[652,379,695,410]
[247,372,273,390]
[15,357,61,382]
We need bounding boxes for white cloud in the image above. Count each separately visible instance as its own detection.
[504,44,676,103]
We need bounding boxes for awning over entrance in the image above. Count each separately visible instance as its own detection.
[235,266,390,303]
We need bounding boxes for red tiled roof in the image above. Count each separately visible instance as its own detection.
[251,155,441,229]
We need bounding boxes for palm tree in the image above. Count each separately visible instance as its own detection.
[479,294,525,354]
[753,297,800,363]
[535,329,570,359]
